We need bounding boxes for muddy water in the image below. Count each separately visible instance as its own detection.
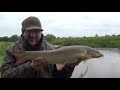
[71,48,120,78]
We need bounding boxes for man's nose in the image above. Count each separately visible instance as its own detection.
[30,32,36,36]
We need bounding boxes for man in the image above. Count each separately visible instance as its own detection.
[1,16,79,78]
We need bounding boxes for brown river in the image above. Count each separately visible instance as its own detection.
[71,48,120,78]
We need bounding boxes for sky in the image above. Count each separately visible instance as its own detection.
[0,12,120,38]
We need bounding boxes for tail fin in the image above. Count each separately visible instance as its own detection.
[12,51,26,58]
[12,51,30,66]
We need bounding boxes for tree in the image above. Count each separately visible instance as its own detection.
[44,34,56,42]
[117,34,120,36]
[9,35,19,42]
[112,34,116,36]
[95,34,98,37]
[105,34,110,37]
[0,36,9,41]
[57,37,60,39]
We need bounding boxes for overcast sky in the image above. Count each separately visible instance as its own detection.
[0,12,120,37]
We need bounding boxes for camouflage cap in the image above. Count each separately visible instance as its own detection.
[21,16,43,32]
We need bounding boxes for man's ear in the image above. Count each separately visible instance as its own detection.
[21,34,23,37]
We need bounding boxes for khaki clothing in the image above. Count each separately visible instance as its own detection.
[1,36,75,78]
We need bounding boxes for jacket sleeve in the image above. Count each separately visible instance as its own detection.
[52,64,75,78]
[0,49,35,78]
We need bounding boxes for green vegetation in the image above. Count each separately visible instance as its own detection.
[0,35,120,65]
[44,34,56,42]
[0,56,4,65]
[0,42,12,78]
[0,34,120,78]
[50,36,120,48]
[1,34,120,48]
[0,42,12,64]
[0,35,20,42]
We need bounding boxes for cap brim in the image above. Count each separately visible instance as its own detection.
[25,26,43,31]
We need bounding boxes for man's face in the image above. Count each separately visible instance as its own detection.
[22,29,42,46]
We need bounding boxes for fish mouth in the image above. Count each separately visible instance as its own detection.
[93,53,103,58]
[100,53,104,57]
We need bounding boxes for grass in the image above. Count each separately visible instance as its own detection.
[0,41,11,56]
[0,42,10,78]
[0,56,3,78]
[0,56,4,64]
[0,41,11,65]
[50,36,120,48]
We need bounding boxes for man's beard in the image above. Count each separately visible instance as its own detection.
[21,34,43,51]
[28,39,37,46]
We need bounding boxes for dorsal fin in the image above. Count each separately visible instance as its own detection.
[83,60,87,63]
[54,45,64,49]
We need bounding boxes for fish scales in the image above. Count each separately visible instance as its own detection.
[13,45,103,64]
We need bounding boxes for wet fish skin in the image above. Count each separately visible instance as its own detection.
[13,45,103,65]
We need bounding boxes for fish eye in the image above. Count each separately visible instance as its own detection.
[87,50,92,54]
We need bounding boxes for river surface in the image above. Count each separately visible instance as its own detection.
[71,48,120,78]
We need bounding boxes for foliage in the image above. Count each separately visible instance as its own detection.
[50,36,120,48]
[0,42,12,65]
[44,34,56,42]
[0,35,20,42]
[8,35,20,42]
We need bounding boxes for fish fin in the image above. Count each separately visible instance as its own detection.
[12,52,29,66]
[12,51,26,58]
[56,64,65,71]
[54,45,64,49]
[83,60,87,63]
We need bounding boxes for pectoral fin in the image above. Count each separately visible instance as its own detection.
[54,45,64,49]
[83,60,87,63]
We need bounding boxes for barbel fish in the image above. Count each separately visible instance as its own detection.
[13,45,103,65]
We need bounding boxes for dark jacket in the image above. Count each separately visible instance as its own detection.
[0,35,75,78]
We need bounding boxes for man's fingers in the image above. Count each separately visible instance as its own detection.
[31,56,48,71]
[31,61,48,71]
[35,57,43,60]
[33,57,43,63]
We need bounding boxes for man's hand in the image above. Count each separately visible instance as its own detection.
[31,57,48,71]
[55,59,82,71]
[15,57,28,66]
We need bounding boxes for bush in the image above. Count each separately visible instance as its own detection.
[0,42,11,56]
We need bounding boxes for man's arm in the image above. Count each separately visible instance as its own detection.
[52,64,75,78]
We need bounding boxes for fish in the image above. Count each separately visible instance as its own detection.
[12,45,103,65]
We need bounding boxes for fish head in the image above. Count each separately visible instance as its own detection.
[86,48,103,59]
[77,48,103,62]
